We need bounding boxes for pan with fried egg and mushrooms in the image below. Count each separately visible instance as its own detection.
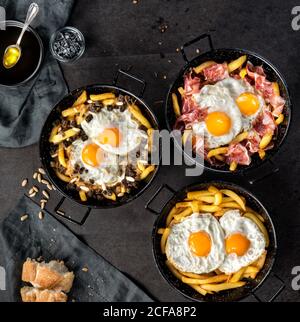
[165,33,291,174]
[148,181,285,302]
[40,70,159,213]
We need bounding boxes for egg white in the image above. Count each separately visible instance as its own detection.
[81,108,148,156]
[218,210,266,274]
[166,213,225,274]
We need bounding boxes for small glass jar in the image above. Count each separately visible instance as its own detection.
[50,26,85,63]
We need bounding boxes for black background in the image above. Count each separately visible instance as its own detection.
[0,0,300,302]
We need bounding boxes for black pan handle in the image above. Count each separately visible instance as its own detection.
[54,196,91,226]
[181,33,214,63]
[251,272,285,302]
[145,184,176,215]
[113,69,146,98]
[242,159,279,185]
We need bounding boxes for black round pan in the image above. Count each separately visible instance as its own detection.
[165,33,292,174]
[40,70,160,209]
[150,181,283,302]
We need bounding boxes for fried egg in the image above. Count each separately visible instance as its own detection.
[192,78,265,148]
[166,213,225,274]
[218,210,266,274]
[69,139,126,187]
[81,108,148,156]
[217,78,265,130]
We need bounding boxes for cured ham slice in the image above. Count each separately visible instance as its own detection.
[253,109,276,137]
[226,142,251,165]
[203,63,229,82]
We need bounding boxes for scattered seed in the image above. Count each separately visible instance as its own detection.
[21,179,28,187]
[176,47,180,52]
[56,210,65,216]
[38,211,44,220]
[29,192,36,198]
[163,75,167,80]
[29,188,35,194]
[42,190,49,199]
[38,168,46,175]
[21,214,28,221]
[41,179,49,185]
[196,48,200,54]
[33,172,38,180]
[126,176,135,182]
[40,199,48,203]
[47,184,53,191]
[32,186,39,193]
[51,153,58,158]
[40,202,45,210]
[80,186,90,192]
[70,177,78,183]
[82,267,88,272]
[37,173,42,182]
[87,99,93,104]
[52,185,57,191]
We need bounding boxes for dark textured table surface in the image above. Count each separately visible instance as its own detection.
[1,0,300,302]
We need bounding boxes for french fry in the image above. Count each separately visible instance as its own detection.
[199,205,221,212]
[182,129,192,145]
[165,260,182,280]
[179,271,212,279]
[182,274,228,285]
[137,160,146,172]
[55,171,71,182]
[243,272,257,279]
[244,266,259,274]
[189,284,208,296]
[49,125,60,143]
[172,93,181,117]
[166,206,178,227]
[147,128,154,153]
[228,55,247,73]
[128,105,152,129]
[258,149,266,159]
[259,133,273,149]
[219,201,242,209]
[239,67,247,79]
[73,90,87,106]
[215,154,225,161]
[62,106,80,117]
[79,190,87,202]
[175,201,194,209]
[229,161,238,171]
[157,228,165,234]
[275,114,284,125]
[214,209,226,217]
[51,128,80,144]
[214,192,223,206]
[90,92,115,101]
[208,185,219,194]
[232,131,248,143]
[230,267,247,283]
[243,212,269,247]
[201,281,245,292]
[207,147,228,159]
[272,82,280,96]
[187,191,214,199]
[102,98,116,106]
[245,206,265,222]
[195,196,215,203]
[140,165,155,180]
[58,143,67,167]
[252,250,267,270]
[220,189,246,211]
[193,61,216,74]
[103,192,117,201]
[178,87,185,97]
[174,208,193,221]
[161,228,170,254]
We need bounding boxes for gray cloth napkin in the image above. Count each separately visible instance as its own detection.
[0,0,74,148]
[0,195,153,302]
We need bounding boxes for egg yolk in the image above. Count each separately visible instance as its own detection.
[81,143,103,167]
[188,231,211,257]
[205,112,232,136]
[236,92,260,116]
[225,233,250,256]
[98,128,121,147]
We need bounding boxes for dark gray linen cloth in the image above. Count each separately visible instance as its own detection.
[0,0,74,147]
[0,195,153,302]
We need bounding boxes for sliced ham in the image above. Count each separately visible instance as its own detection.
[253,109,276,137]
[174,108,208,131]
[203,63,229,82]
[246,62,285,117]
[184,73,201,96]
[226,142,251,165]
[245,131,261,153]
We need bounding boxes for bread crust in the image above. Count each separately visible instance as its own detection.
[21,287,67,302]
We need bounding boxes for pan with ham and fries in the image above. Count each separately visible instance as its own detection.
[149,181,285,302]
[166,34,291,173]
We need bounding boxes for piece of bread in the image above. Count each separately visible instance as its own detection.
[21,286,67,302]
[22,258,74,293]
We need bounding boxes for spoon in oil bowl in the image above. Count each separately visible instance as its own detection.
[3,3,39,69]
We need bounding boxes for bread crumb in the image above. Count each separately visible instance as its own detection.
[82,267,88,272]
[21,214,28,221]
